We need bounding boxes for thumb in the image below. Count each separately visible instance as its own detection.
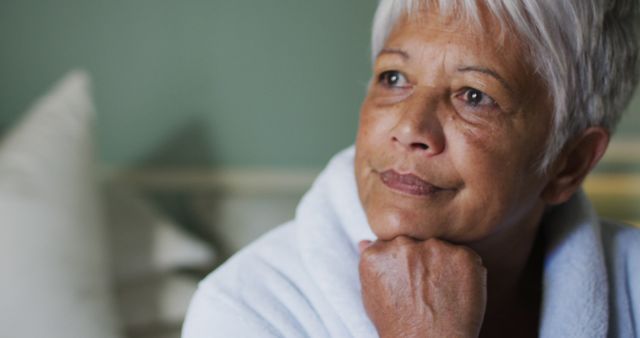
[358,240,373,254]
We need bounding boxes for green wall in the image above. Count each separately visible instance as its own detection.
[0,0,377,168]
[1,0,638,168]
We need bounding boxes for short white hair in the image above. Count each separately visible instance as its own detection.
[371,0,639,172]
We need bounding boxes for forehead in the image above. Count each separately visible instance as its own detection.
[390,1,519,48]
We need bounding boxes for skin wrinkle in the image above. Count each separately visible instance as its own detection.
[356,7,559,337]
[357,1,622,337]
[374,0,638,173]
[378,48,410,60]
[458,66,515,94]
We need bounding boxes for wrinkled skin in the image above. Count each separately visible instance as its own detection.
[355,6,609,338]
[359,237,487,338]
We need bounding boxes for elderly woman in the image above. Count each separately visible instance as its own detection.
[183,0,639,337]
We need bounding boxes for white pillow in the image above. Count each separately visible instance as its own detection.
[105,184,216,283]
[0,71,121,338]
[105,184,215,333]
[116,273,199,332]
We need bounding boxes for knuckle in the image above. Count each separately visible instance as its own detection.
[359,247,379,268]
[440,243,481,264]
[423,238,448,257]
[457,247,475,259]
[394,235,415,245]
[360,246,377,262]
[393,236,417,252]
[461,247,483,266]
[358,253,376,276]
[423,237,441,247]
[397,241,414,255]
[387,236,417,256]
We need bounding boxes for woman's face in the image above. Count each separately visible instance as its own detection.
[355,10,553,244]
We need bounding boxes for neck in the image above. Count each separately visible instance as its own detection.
[469,205,547,337]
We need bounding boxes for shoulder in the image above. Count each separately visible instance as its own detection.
[599,220,640,334]
[183,222,328,338]
[600,220,640,257]
[599,220,640,273]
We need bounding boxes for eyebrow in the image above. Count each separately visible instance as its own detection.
[457,66,514,93]
[377,48,410,60]
[377,49,515,92]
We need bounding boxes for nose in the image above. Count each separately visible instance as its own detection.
[390,94,445,156]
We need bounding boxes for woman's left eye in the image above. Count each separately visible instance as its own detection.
[457,88,497,108]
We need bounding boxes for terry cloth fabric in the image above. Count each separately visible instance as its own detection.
[182,146,640,338]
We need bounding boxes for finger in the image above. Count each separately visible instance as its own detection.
[424,238,484,266]
[358,240,373,254]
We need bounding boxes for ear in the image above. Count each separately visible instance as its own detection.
[541,127,609,205]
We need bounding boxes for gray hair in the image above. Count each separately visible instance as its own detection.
[371,0,639,172]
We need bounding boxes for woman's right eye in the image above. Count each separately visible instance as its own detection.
[378,70,409,88]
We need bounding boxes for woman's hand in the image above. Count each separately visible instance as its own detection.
[358,236,487,338]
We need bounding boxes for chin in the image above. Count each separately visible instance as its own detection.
[366,204,497,244]
[367,205,444,241]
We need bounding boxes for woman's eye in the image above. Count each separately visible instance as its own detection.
[459,88,497,108]
[378,70,409,88]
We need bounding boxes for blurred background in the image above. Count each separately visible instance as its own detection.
[0,1,638,338]
[0,0,375,168]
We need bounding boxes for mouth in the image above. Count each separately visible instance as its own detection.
[379,170,448,197]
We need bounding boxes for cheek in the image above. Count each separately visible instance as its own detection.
[355,102,375,150]
[354,105,377,206]
[451,130,546,231]
[355,101,399,161]
[448,126,528,209]
[447,110,509,155]
[358,103,387,136]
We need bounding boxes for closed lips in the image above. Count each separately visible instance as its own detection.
[379,170,445,196]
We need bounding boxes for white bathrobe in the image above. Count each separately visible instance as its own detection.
[183,147,640,338]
